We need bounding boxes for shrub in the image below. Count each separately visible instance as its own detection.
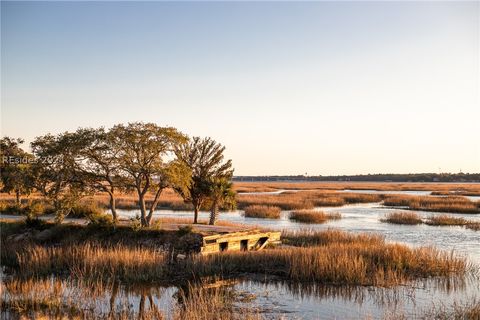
[86,213,114,227]
[24,216,48,229]
[243,205,281,219]
[130,214,142,232]
[177,225,193,236]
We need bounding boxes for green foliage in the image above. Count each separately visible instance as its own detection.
[30,133,88,223]
[0,137,35,205]
[23,201,47,218]
[175,137,235,224]
[3,124,235,228]
[206,177,236,225]
[110,122,188,226]
[87,212,114,228]
[130,214,142,232]
[177,225,193,236]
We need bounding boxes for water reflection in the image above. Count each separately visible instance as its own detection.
[2,275,478,320]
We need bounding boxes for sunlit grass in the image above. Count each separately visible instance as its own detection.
[243,205,281,219]
[381,211,423,225]
[289,210,341,223]
[383,195,480,214]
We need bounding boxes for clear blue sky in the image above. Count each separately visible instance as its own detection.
[1,1,479,175]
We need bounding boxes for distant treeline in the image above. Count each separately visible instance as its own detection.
[234,173,480,183]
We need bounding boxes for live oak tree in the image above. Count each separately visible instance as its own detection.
[110,123,188,227]
[174,137,234,224]
[0,137,34,206]
[30,133,87,223]
[72,127,124,222]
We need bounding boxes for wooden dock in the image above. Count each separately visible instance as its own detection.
[200,229,281,255]
[157,223,281,255]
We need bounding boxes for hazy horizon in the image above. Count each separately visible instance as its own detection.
[2,1,479,175]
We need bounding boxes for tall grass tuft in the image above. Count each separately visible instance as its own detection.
[425,215,468,226]
[289,210,341,223]
[381,211,423,225]
[16,243,168,282]
[243,205,281,219]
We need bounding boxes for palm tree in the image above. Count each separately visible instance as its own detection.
[207,177,236,225]
[174,137,234,224]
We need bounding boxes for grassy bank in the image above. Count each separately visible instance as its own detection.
[2,221,469,288]
[379,213,479,231]
[383,195,480,214]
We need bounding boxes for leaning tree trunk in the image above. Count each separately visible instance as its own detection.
[146,188,163,226]
[209,200,218,225]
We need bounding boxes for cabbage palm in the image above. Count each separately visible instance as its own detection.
[208,177,236,225]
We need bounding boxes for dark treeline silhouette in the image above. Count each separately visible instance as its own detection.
[234,173,480,183]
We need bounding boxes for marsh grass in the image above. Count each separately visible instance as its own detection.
[383,195,480,214]
[381,212,423,225]
[289,210,341,223]
[466,223,480,231]
[237,191,381,211]
[425,215,479,232]
[234,182,480,193]
[238,194,314,210]
[425,215,469,226]
[8,226,469,287]
[186,240,468,287]
[282,229,384,247]
[243,205,281,219]
[16,243,169,282]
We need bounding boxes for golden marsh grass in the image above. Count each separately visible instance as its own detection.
[383,195,480,214]
[243,205,281,219]
[381,211,423,225]
[289,210,342,223]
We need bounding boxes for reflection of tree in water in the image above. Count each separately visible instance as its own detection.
[109,281,167,319]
